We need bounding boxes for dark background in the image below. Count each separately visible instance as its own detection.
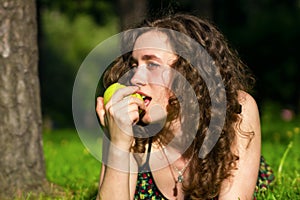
[37,0,300,128]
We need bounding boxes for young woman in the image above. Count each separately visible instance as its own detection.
[96,14,274,200]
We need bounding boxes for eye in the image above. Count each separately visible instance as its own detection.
[131,63,138,68]
[130,60,138,70]
[129,57,138,68]
[146,62,160,70]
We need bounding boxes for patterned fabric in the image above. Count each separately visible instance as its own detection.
[134,171,168,200]
[134,156,275,200]
[253,156,275,199]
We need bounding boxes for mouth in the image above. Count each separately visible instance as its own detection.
[136,91,152,107]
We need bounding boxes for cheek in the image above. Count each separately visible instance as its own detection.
[142,98,168,125]
[148,68,173,88]
[161,69,173,88]
[142,87,171,124]
[153,86,171,104]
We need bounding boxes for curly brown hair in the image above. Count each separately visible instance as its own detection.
[102,13,255,200]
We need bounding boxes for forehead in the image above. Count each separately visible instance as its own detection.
[133,31,174,53]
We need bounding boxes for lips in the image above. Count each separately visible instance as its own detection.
[136,91,152,106]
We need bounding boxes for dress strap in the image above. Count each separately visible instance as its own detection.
[139,137,153,171]
[237,104,242,114]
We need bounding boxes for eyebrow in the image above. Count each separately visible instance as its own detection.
[132,54,163,63]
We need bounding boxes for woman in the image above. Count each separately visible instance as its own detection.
[96,14,274,200]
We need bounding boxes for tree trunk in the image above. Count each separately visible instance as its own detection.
[117,0,148,30]
[0,0,46,198]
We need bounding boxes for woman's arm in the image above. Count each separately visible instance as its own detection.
[95,86,144,200]
[219,91,261,200]
[97,150,137,200]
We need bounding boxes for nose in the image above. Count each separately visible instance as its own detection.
[130,64,147,86]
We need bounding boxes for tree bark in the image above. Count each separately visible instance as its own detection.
[0,0,46,198]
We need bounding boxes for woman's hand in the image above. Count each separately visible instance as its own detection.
[96,86,145,150]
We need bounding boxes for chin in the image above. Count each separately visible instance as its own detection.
[140,114,152,124]
[141,113,167,126]
[138,114,166,138]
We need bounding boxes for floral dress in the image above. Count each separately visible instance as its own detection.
[134,140,274,200]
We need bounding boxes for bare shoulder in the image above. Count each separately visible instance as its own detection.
[219,91,261,199]
[237,90,261,136]
[238,90,259,115]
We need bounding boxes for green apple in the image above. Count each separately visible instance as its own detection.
[103,83,143,106]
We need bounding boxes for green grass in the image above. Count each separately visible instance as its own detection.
[257,132,300,199]
[22,103,300,199]
[255,103,300,199]
[42,129,101,199]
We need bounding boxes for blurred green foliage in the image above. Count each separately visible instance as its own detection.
[260,100,300,144]
[38,6,118,127]
[38,0,116,25]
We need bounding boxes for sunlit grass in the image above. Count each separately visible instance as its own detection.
[41,126,299,199]
[257,133,300,199]
[42,129,101,199]
[256,102,300,199]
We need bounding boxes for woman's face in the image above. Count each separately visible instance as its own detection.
[130,31,177,124]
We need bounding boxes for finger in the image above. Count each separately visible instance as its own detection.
[112,95,145,117]
[129,110,140,125]
[107,98,141,126]
[129,95,146,112]
[96,97,106,126]
[121,104,141,125]
[106,86,139,108]
[122,99,144,124]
